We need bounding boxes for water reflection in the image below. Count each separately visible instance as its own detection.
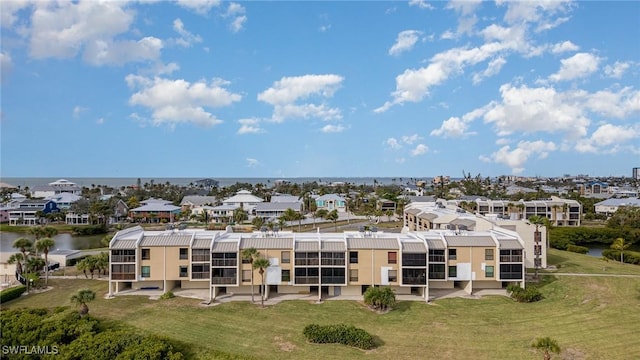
[0,232,105,251]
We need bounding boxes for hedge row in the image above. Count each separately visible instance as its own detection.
[602,249,640,264]
[0,285,26,304]
[72,224,108,235]
[506,284,543,303]
[303,323,375,350]
[566,244,589,254]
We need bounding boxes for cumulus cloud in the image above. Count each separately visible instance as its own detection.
[604,61,631,79]
[246,158,259,167]
[1,1,33,28]
[237,118,263,134]
[225,2,247,33]
[502,0,573,26]
[431,105,488,138]
[321,124,345,133]
[0,52,12,78]
[385,134,422,149]
[176,0,221,15]
[482,140,557,174]
[549,52,600,82]
[389,30,422,56]
[258,74,344,122]
[411,144,428,156]
[551,40,579,54]
[408,0,434,10]
[72,105,88,118]
[385,137,402,149]
[23,1,162,66]
[402,134,422,144]
[126,75,241,127]
[472,56,507,84]
[575,124,640,154]
[172,18,202,47]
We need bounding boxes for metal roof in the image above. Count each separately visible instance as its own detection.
[425,238,446,249]
[402,242,427,253]
[254,202,301,211]
[139,234,192,247]
[321,241,346,251]
[417,213,438,221]
[406,208,421,215]
[212,241,238,252]
[111,239,138,249]
[450,218,476,227]
[498,239,523,249]
[444,235,496,247]
[192,238,213,249]
[241,237,293,249]
[295,241,319,251]
[346,238,399,250]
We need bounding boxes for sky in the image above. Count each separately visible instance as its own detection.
[1,0,639,179]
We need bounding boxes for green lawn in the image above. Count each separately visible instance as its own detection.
[545,248,640,275]
[4,254,640,360]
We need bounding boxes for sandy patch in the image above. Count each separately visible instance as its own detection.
[274,336,296,352]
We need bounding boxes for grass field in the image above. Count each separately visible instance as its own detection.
[4,251,640,360]
[545,248,640,275]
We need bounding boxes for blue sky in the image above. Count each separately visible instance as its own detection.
[1,0,639,178]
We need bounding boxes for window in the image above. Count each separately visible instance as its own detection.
[448,249,457,260]
[141,248,150,260]
[141,266,150,278]
[179,248,188,260]
[485,249,494,261]
[485,265,494,278]
[282,269,290,282]
[388,252,397,264]
[534,258,542,267]
[281,251,290,264]
[402,253,426,266]
[448,266,457,278]
[428,264,446,279]
[388,270,397,282]
[179,266,188,278]
[242,270,251,282]
[349,251,358,264]
[534,245,542,256]
[428,250,445,262]
[349,269,358,282]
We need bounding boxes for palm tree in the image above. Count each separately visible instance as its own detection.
[610,237,631,263]
[13,237,33,274]
[326,210,339,231]
[26,257,45,274]
[95,252,109,277]
[252,256,271,308]
[36,237,55,285]
[241,248,259,303]
[532,337,560,360]
[70,288,96,317]
[7,253,24,274]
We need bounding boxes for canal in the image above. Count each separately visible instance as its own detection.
[0,232,105,251]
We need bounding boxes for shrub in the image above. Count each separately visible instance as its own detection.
[0,285,27,303]
[72,225,108,235]
[602,249,640,265]
[566,244,589,254]
[303,323,375,350]
[506,284,543,303]
[160,291,175,300]
[363,286,396,311]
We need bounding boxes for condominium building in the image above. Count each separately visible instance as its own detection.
[108,225,526,302]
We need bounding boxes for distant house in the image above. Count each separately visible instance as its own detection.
[46,192,82,210]
[595,198,640,216]
[222,190,263,214]
[9,199,60,225]
[315,194,347,213]
[180,195,218,211]
[129,198,180,223]
[209,204,236,223]
[377,199,397,213]
[31,179,82,198]
[254,202,302,221]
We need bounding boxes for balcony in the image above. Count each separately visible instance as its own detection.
[111,273,135,280]
[211,260,237,267]
[500,272,523,280]
[111,255,136,263]
[191,272,210,280]
[428,255,445,263]
[321,276,345,284]
[192,255,210,262]
[402,277,426,285]
[321,259,345,266]
[500,255,523,263]
[211,277,237,285]
[295,276,319,284]
[295,259,319,266]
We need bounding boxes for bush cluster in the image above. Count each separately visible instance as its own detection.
[160,291,175,299]
[0,285,27,303]
[303,323,375,350]
[566,244,589,254]
[363,286,396,311]
[72,225,108,235]
[506,284,543,303]
[602,249,640,264]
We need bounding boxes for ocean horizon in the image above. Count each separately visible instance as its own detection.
[0,176,440,189]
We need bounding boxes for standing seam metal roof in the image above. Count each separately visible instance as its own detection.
[295,241,319,251]
[192,238,213,249]
[212,241,238,252]
[444,235,495,247]
[346,238,399,249]
[241,238,294,249]
[321,242,346,251]
[139,234,192,247]
[425,238,445,249]
[111,239,138,249]
[498,239,523,249]
[402,242,427,253]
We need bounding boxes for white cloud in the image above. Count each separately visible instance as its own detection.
[1,52,13,77]
[246,158,259,167]
[385,137,402,149]
[172,18,202,47]
[72,105,87,118]
[389,30,423,56]
[126,75,241,127]
[549,52,600,82]
[401,134,422,144]
[408,0,434,10]
[484,140,557,174]
[225,2,247,33]
[472,56,506,84]
[258,74,344,122]
[445,0,482,36]
[176,0,221,15]
[83,37,163,66]
[410,144,428,156]
[237,118,263,134]
[604,61,631,79]
[502,0,573,25]
[431,105,488,138]
[1,1,33,29]
[321,124,345,133]
[575,123,640,154]
[96,117,104,125]
[551,40,579,54]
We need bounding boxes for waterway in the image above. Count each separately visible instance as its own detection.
[0,232,104,252]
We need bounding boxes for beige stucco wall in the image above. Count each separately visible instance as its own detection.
[278,285,310,294]
[340,285,361,296]
[429,281,454,289]
[180,280,208,289]
[348,249,399,285]
[473,280,503,289]
[133,280,163,290]
[140,246,190,281]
